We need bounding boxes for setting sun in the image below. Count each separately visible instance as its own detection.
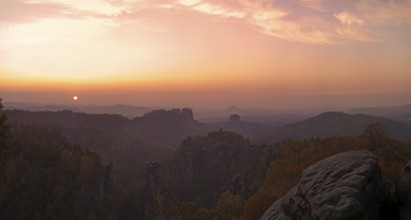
[2,1,411,219]
[0,0,410,108]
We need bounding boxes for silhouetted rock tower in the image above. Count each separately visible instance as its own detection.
[229,114,240,122]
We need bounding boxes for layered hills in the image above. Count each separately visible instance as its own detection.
[260,111,411,143]
[2,102,411,219]
[6,109,411,148]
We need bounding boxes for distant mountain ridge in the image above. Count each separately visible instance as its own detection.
[259,111,411,143]
[4,108,282,146]
[4,102,152,118]
[4,108,208,146]
[6,109,411,147]
[211,114,269,139]
[350,104,411,118]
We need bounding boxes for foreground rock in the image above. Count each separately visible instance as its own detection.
[261,150,392,220]
[396,161,411,220]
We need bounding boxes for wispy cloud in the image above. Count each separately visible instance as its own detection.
[178,0,201,7]
[358,0,411,25]
[193,3,246,18]
[0,0,69,24]
[173,0,339,44]
[334,11,364,26]
[298,0,325,12]
[333,10,376,42]
[1,0,411,44]
[0,0,125,28]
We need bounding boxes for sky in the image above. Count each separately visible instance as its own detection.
[1,0,411,109]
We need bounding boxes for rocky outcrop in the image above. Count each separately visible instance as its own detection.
[143,131,272,219]
[223,172,253,196]
[140,108,194,124]
[396,161,411,220]
[229,114,241,123]
[168,131,260,201]
[181,108,194,121]
[261,150,392,220]
[145,159,168,219]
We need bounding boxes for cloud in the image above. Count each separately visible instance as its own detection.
[2,0,411,44]
[193,3,246,18]
[299,0,326,12]
[175,0,339,44]
[0,0,125,28]
[178,0,411,44]
[358,0,411,25]
[334,11,364,26]
[179,0,201,6]
[0,0,70,24]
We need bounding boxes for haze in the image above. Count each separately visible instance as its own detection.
[1,0,411,108]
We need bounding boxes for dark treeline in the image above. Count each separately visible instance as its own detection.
[0,101,114,219]
[1,99,411,219]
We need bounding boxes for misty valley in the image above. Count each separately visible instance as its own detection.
[2,0,411,219]
[1,101,411,219]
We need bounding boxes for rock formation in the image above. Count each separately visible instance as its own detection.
[223,172,252,196]
[181,108,194,121]
[141,108,194,122]
[143,131,270,219]
[145,158,168,219]
[396,161,411,220]
[261,150,392,220]
[229,114,241,122]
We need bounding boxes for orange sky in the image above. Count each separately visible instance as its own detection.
[1,0,411,108]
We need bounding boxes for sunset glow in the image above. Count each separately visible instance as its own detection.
[1,0,411,108]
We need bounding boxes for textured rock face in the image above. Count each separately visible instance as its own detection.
[145,159,168,219]
[181,108,194,121]
[396,161,411,220]
[223,172,252,196]
[261,150,391,220]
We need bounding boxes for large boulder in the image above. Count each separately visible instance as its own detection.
[261,150,391,220]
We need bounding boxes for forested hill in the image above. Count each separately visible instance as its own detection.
[4,108,208,147]
[350,104,411,118]
[3,100,411,219]
[0,104,112,219]
[4,109,271,148]
[144,130,274,219]
[140,130,411,219]
[6,109,411,148]
[259,111,411,143]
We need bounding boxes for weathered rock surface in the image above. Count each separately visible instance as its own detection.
[223,172,253,196]
[261,150,391,220]
[396,161,411,220]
